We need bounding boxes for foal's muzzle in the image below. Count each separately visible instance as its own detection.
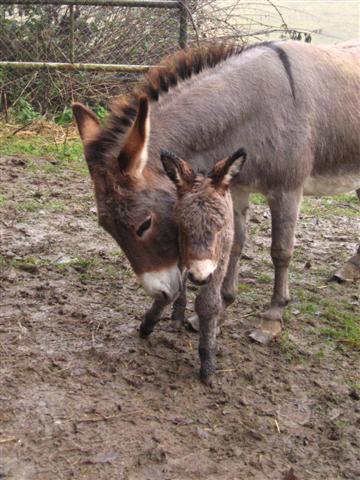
[187,259,217,286]
[188,271,213,286]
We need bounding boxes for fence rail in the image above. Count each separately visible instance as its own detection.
[0,0,301,115]
[0,0,188,73]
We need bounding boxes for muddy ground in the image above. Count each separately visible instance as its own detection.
[0,154,359,480]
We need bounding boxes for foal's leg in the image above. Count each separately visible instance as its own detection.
[250,189,302,344]
[221,191,249,306]
[332,188,360,282]
[195,284,223,386]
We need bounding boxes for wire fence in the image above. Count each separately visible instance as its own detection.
[0,0,308,119]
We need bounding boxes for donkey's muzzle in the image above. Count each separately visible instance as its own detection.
[138,264,182,303]
[188,271,213,286]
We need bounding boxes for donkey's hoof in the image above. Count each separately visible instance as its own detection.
[249,329,275,345]
[186,314,200,332]
[331,260,360,283]
[249,309,283,344]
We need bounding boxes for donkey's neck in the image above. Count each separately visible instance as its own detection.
[146,46,269,173]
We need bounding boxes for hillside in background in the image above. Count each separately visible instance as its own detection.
[278,0,359,44]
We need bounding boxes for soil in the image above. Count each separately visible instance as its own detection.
[0,155,359,480]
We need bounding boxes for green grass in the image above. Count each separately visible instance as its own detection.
[15,198,68,213]
[301,194,360,218]
[0,128,84,174]
[250,193,267,205]
[0,194,6,206]
[320,306,360,348]
[279,331,300,360]
[47,200,68,212]
[291,288,360,350]
[17,199,43,212]
[0,254,99,274]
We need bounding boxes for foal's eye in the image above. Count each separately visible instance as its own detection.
[136,217,152,237]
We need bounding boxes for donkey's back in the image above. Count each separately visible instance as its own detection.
[217,40,360,194]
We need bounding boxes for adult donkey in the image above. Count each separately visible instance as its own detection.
[73,40,360,344]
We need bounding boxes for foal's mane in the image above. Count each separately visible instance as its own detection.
[104,44,245,143]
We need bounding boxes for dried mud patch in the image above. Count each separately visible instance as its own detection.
[0,155,359,480]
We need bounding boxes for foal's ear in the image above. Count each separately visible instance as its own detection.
[72,103,101,145]
[118,96,150,179]
[208,148,247,190]
[160,150,195,190]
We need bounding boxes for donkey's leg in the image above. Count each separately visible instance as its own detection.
[139,298,168,338]
[332,189,360,283]
[221,191,249,307]
[171,278,187,329]
[250,189,302,344]
[195,286,223,386]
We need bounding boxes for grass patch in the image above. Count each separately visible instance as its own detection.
[301,194,360,218]
[17,199,42,212]
[47,200,68,212]
[258,272,272,283]
[0,194,6,206]
[0,123,84,174]
[320,307,360,348]
[250,193,267,205]
[237,282,252,293]
[279,332,300,360]
[16,198,68,213]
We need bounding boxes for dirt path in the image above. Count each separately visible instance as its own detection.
[0,155,359,480]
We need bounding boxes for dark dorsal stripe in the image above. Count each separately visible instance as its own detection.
[264,43,296,100]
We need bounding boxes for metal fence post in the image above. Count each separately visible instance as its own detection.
[69,4,75,63]
[179,0,187,49]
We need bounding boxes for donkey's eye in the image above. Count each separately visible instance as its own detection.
[137,217,152,237]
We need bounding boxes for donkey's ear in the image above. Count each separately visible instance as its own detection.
[208,148,247,190]
[160,149,195,190]
[117,96,150,178]
[72,103,101,145]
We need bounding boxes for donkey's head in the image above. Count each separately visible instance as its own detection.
[161,148,247,285]
[73,97,181,303]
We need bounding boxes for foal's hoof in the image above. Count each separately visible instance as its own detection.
[169,319,184,332]
[200,371,214,388]
[249,308,283,345]
[186,314,221,335]
[331,259,360,283]
[139,322,154,338]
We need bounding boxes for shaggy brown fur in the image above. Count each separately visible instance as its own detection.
[161,148,246,384]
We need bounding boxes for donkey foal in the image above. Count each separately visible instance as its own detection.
[161,148,247,385]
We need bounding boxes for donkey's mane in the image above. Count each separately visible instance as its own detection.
[103,44,247,145]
